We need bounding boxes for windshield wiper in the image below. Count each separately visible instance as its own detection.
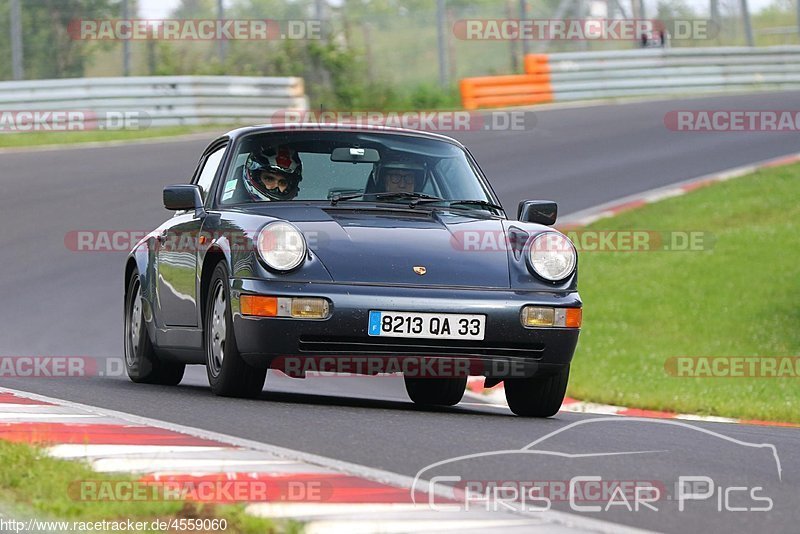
[329,193,499,211]
[330,191,444,207]
[438,199,503,212]
[373,192,445,206]
[329,192,367,205]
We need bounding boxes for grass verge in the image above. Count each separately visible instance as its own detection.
[0,439,300,533]
[0,125,235,149]
[567,163,800,423]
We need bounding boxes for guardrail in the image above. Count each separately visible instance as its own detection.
[460,46,800,109]
[0,76,308,127]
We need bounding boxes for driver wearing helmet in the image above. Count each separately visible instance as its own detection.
[242,145,302,201]
[374,158,426,194]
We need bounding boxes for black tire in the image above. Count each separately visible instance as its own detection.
[504,365,570,417]
[404,376,467,407]
[205,261,267,398]
[124,271,185,385]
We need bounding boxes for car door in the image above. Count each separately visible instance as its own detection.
[155,143,227,327]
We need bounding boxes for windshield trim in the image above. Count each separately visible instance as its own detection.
[217,198,506,219]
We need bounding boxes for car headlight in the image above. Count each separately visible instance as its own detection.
[256,221,307,271]
[528,232,577,281]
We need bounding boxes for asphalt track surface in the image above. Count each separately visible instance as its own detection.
[1,92,799,533]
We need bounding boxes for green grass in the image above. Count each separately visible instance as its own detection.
[0,440,300,533]
[0,124,236,149]
[567,163,800,423]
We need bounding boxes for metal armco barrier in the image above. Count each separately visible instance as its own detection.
[460,46,800,109]
[0,76,308,126]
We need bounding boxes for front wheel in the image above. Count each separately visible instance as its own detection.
[404,376,467,406]
[205,261,266,398]
[504,365,570,417]
[124,272,185,385]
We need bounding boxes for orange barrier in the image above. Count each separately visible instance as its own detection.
[459,54,552,110]
[524,54,550,75]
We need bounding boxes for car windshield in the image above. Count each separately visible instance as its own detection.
[218,130,498,210]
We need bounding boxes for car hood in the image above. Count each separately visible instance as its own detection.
[285,206,511,288]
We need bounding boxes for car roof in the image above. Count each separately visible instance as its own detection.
[221,123,468,149]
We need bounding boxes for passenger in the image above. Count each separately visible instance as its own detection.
[374,158,426,193]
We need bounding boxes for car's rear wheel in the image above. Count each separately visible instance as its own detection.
[404,376,467,406]
[504,365,570,417]
[124,272,185,385]
[205,261,267,398]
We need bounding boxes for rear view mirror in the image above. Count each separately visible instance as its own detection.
[331,147,380,163]
[163,184,203,211]
[518,200,558,225]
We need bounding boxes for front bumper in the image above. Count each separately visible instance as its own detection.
[231,279,581,378]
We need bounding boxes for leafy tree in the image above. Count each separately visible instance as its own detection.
[0,0,119,80]
[171,0,217,19]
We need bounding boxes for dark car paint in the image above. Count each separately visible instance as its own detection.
[126,124,581,372]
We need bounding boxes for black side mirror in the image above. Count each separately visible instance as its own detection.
[163,185,203,213]
[518,200,558,225]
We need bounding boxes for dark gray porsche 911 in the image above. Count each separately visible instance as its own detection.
[124,124,581,417]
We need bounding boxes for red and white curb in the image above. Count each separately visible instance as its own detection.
[0,387,649,534]
[557,152,800,229]
[467,378,800,429]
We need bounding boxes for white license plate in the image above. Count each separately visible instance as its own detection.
[368,311,486,340]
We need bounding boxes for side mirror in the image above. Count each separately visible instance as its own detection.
[163,184,203,212]
[518,200,557,225]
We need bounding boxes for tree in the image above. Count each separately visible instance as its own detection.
[0,0,119,80]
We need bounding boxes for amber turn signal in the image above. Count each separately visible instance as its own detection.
[240,295,278,317]
[565,307,582,328]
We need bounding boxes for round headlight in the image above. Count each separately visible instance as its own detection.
[256,222,307,271]
[528,232,577,281]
